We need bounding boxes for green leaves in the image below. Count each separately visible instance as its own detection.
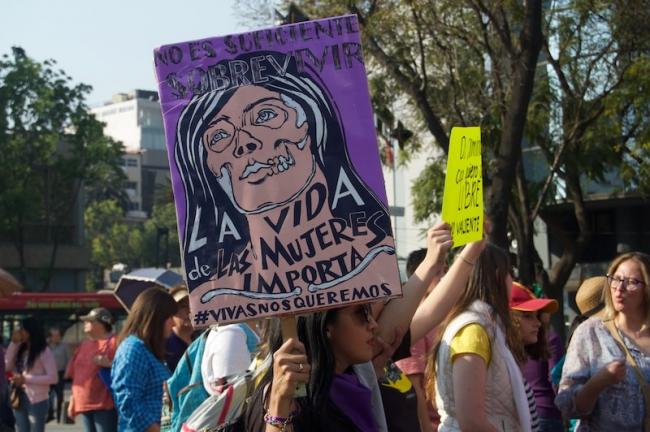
[0,47,125,289]
[84,199,181,280]
[411,158,446,223]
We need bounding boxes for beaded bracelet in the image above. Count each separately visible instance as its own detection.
[264,411,296,431]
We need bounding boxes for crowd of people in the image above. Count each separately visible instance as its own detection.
[2,223,650,432]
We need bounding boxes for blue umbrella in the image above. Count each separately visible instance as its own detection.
[114,268,185,311]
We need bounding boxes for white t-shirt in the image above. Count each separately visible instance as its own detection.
[200,324,258,395]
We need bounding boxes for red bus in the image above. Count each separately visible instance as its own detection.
[0,291,126,345]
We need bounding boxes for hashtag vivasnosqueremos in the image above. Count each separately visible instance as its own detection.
[194,310,209,325]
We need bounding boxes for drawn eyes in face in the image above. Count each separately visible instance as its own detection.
[207,129,232,151]
[203,98,291,154]
[250,103,287,129]
[255,108,278,124]
[204,120,235,153]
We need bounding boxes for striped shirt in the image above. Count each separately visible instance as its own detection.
[524,378,541,432]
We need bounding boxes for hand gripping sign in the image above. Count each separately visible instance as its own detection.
[441,127,484,248]
[153,15,401,327]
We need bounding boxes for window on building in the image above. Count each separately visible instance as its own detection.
[127,202,140,211]
[125,181,138,190]
[141,128,166,150]
[126,158,138,167]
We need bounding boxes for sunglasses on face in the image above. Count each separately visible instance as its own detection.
[607,274,646,291]
[353,303,373,324]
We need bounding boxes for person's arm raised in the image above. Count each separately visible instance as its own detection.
[573,359,626,415]
[376,222,452,345]
[265,338,310,432]
[409,238,485,343]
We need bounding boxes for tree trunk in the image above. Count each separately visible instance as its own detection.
[14,214,27,286]
[513,159,537,285]
[41,227,59,292]
[542,168,592,339]
[487,0,543,248]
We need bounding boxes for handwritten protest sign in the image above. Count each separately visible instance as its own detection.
[441,127,483,247]
[153,15,401,327]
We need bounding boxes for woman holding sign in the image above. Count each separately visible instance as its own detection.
[244,224,486,431]
[428,243,532,431]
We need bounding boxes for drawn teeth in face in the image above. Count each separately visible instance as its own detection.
[268,158,278,175]
[265,151,295,175]
[239,147,297,180]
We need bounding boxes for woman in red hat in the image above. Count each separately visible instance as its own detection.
[509,282,563,432]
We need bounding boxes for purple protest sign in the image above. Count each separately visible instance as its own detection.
[153,15,401,326]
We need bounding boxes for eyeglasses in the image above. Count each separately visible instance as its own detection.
[607,274,646,291]
[354,304,373,324]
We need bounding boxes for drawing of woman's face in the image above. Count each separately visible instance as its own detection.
[203,85,315,212]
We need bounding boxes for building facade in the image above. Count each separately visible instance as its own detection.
[92,90,170,219]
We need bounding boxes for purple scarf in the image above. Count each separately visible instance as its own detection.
[329,371,378,432]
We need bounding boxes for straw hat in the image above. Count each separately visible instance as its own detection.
[575,276,607,316]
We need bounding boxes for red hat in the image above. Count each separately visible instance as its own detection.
[510,281,558,313]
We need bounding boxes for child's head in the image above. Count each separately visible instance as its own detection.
[509,282,557,361]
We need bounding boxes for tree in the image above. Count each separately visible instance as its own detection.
[141,202,182,269]
[281,0,542,246]
[272,1,650,333]
[84,199,139,289]
[281,1,541,240]
[0,47,125,290]
[85,197,182,289]
[514,0,650,307]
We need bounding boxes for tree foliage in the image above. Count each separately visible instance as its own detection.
[0,47,126,290]
[269,0,650,333]
[84,198,182,289]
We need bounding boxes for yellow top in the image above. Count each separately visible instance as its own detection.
[449,323,491,365]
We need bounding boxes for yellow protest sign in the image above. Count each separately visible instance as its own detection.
[441,127,483,247]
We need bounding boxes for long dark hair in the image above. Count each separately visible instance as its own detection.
[245,309,342,427]
[17,317,48,370]
[174,51,392,292]
[118,287,178,360]
[426,243,513,399]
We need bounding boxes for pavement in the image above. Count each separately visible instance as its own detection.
[41,387,83,431]
[45,422,83,432]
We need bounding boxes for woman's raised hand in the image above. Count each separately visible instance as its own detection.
[423,222,453,272]
[458,218,490,265]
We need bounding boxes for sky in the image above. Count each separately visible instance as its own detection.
[1,0,269,106]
